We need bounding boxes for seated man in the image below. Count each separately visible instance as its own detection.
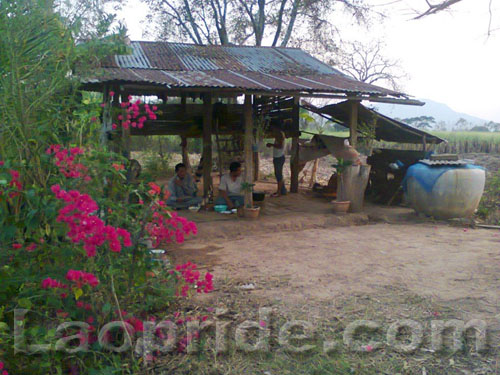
[215,161,244,209]
[167,163,202,209]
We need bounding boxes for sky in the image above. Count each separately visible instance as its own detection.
[117,0,500,122]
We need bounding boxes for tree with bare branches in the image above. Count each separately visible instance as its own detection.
[414,0,464,19]
[332,40,406,90]
[414,0,497,35]
[143,0,368,47]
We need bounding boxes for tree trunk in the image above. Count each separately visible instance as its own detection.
[337,165,371,212]
[309,158,319,188]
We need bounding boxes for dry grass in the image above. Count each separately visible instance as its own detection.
[149,282,499,375]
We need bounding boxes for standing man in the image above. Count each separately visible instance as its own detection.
[267,125,287,196]
[167,163,202,209]
[215,161,244,209]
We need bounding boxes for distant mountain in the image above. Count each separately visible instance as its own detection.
[372,99,488,130]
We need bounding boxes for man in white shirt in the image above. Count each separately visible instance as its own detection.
[266,125,287,196]
[215,161,244,209]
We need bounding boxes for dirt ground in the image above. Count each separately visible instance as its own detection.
[173,209,500,313]
[153,153,500,374]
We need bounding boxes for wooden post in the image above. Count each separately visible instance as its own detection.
[180,95,191,170]
[349,100,359,148]
[202,93,213,198]
[252,95,260,182]
[422,135,427,153]
[120,92,131,158]
[243,94,254,207]
[253,150,259,182]
[100,84,110,146]
[290,97,300,193]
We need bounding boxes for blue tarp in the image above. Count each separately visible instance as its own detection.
[402,162,485,193]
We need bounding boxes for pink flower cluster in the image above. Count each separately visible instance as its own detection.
[112,163,124,171]
[41,277,68,290]
[3,169,23,198]
[51,184,132,257]
[174,262,214,297]
[0,361,8,375]
[145,207,197,248]
[76,301,92,310]
[114,97,158,130]
[66,270,99,288]
[46,145,90,180]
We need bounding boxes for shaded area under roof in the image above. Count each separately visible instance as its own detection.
[302,101,446,144]
[81,41,408,99]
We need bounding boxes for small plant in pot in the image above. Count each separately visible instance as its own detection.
[332,157,353,213]
[241,182,260,219]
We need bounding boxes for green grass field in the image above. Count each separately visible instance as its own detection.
[302,130,500,154]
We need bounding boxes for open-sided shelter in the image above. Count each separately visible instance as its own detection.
[81,41,424,204]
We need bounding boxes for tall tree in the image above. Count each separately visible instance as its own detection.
[402,116,436,130]
[143,0,368,47]
[332,40,406,90]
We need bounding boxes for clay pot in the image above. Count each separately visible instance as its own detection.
[243,206,260,219]
[331,200,350,213]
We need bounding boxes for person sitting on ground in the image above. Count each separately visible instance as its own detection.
[166,163,202,209]
[215,161,244,209]
[266,124,287,197]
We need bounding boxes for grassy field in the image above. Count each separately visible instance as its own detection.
[432,131,500,153]
[304,130,500,154]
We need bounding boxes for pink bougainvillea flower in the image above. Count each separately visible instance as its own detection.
[66,270,99,288]
[109,91,115,97]
[365,345,373,352]
[100,103,106,108]
[25,243,37,252]
[90,116,97,122]
[41,277,67,290]
[148,182,161,196]
[0,161,4,166]
[112,123,117,130]
[56,310,69,319]
[51,186,132,256]
[112,163,124,171]
[46,145,89,180]
[259,321,266,328]
[12,243,22,249]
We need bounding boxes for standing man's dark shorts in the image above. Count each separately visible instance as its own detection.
[273,155,287,195]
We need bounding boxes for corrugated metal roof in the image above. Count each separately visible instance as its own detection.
[83,41,405,97]
[303,101,446,144]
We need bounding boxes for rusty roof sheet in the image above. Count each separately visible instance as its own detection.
[83,41,404,97]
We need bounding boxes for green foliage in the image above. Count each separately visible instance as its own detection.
[400,116,436,130]
[141,150,172,179]
[0,0,127,185]
[0,148,196,374]
[332,157,353,176]
[477,169,500,225]
[240,182,255,193]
